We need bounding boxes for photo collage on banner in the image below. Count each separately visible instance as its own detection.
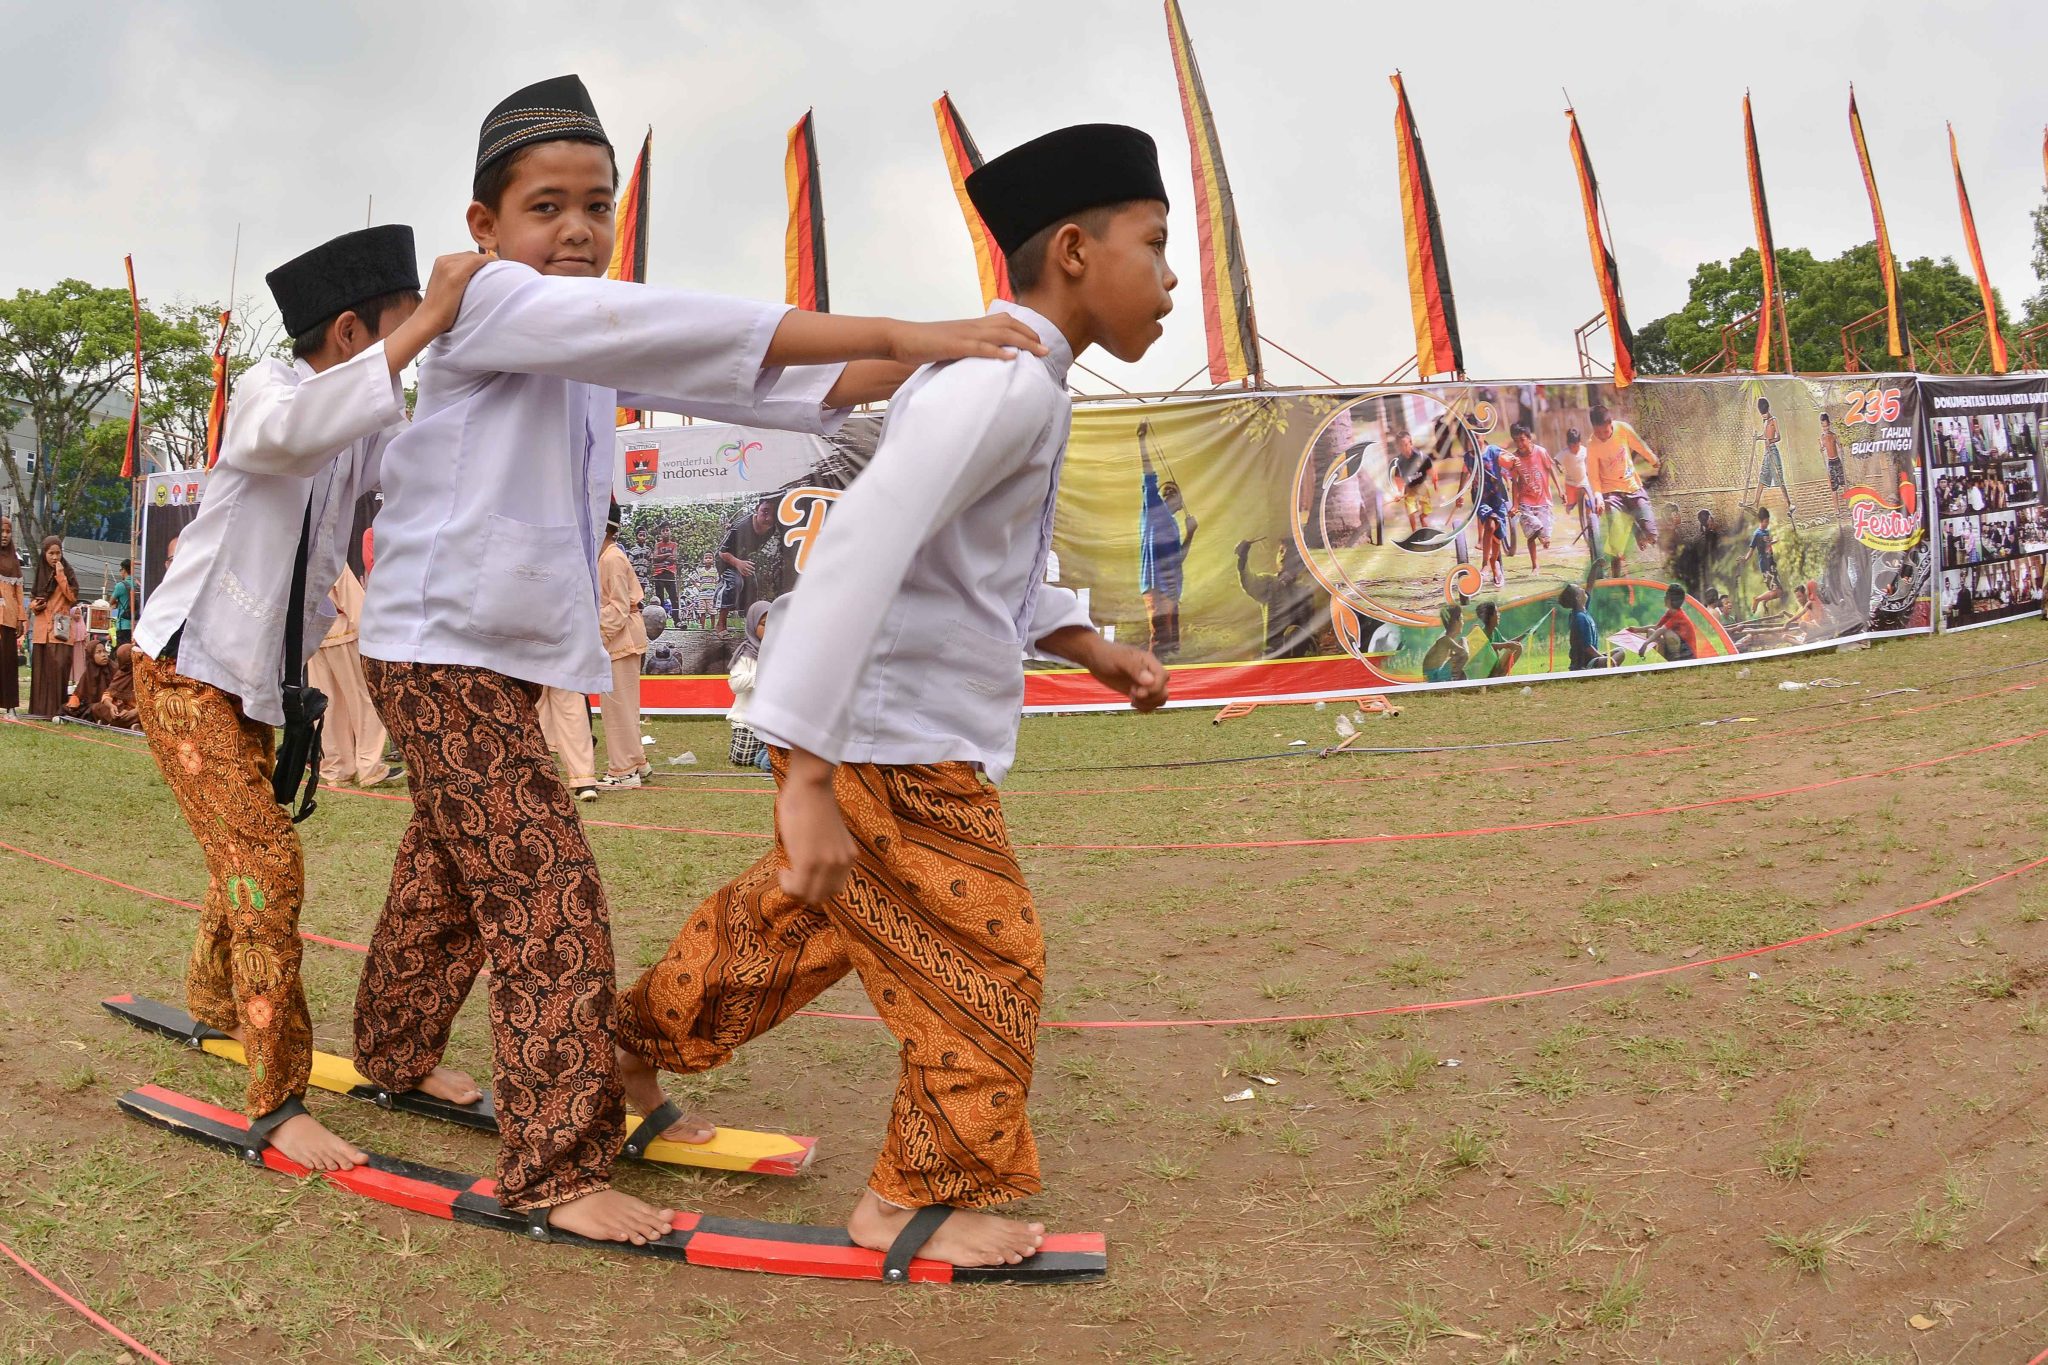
[1920,376,2048,630]
[137,468,207,619]
[615,374,1932,713]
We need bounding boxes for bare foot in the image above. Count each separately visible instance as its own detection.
[846,1188,1044,1267]
[267,1112,368,1172]
[614,1045,715,1144]
[541,1188,675,1245]
[413,1065,483,1106]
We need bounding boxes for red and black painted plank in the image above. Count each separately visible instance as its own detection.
[103,994,815,1177]
[116,1085,1106,1285]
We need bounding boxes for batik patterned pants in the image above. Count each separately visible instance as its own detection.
[355,660,623,1212]
[620,757,1044,1210]
[133,653,312,1118]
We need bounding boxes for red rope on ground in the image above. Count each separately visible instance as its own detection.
[540,727,2043,851]
[0,840,359,952]
[797,850,2048,1029]
[1025,730,2045,851]
[2025,1345,2048,1365]
[7,833,2038,1032]
[0,1233,174,1365]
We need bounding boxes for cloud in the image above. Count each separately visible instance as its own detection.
[5,0,2044,388]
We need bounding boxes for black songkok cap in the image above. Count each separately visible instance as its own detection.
[476,73,610,177]
[965,124,1168,257]
[265,225,420,339]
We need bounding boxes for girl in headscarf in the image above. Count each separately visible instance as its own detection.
[27,536,77,718]
[94,641,140,729]
[66,637,114,717]
[0,516,22,715]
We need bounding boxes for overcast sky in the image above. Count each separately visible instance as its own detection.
[7,0,2046,391]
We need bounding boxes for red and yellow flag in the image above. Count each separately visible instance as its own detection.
[1948,123,2008,374]
[1847,88,1903,358]
[1164,0,1262,385]
[203,309,231,469]
[122,255,143,478]
[783,110,828,314]
[609,129,651,427]
[1742,93,1780,373]
[932,92,1011,308]
[1391,73,1462,379]
[1565,108,1635,387]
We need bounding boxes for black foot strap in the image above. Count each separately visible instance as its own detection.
[240,1096,309,1161]
[622,1100,686,1160]
[522,1205,556,1242]
[882,1204,956,1284]
[185,1018,232,1048]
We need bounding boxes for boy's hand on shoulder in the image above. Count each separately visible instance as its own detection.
[886,316,1049,367]
[418,252,492,334]
[776,750,856,905]
[382,253,491,376]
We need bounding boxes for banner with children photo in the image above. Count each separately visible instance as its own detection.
[1920,375,2048,631]
[1051,373,1929,692]
[616,374,1931,712]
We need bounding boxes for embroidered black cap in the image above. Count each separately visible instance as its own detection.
[965,124,1168,258]
[476,73,611,177]
[264,225,420,339]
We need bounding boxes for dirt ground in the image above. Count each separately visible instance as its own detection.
[3,624,2046,1363]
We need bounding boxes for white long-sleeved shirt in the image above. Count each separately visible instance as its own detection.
[359,261,844,694]
[134,345,405,725]
[746,301,1090,785]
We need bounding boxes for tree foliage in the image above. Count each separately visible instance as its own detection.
[0,280,233,545]
[1633,242,1999,375]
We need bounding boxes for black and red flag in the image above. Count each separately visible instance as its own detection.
[1164,0,1262,384]
[1565,107,1635,387]
[1391,72,1462,379]
[1948,123,2008,374]
[1742,92,1781,372]
[121,254,144,478]
[608,129,652,426]
[932,92,1012,308]
[203,309,231,469]
[783,110,828,313]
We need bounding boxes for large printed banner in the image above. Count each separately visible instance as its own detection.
[1921,376,2047,630]
[615,374,1934,713]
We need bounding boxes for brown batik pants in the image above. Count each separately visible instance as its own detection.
[133,653,313,1118]
[354,660,624,1212]
[620,757,1045,1210]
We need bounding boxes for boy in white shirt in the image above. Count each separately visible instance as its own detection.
[350,74,1046,1248]
[618,123,1175,1271]
[132,226,487,1172]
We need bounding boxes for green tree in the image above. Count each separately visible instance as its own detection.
[2025,190,2048,328]
[0,280,210,546]
[1633,242,1999,375]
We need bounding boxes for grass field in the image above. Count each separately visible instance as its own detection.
[3,625,2047,1363]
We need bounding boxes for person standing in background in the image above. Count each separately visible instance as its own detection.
[648,524,680,627]
[27,536,77,718]
[598,500,652,789]
[110,558,136,647]
[539,686,600,803]
[306,566,398,788]
[0,517,22,715]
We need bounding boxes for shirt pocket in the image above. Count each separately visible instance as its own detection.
[909,618,1023,744]
[464,514,583,647]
